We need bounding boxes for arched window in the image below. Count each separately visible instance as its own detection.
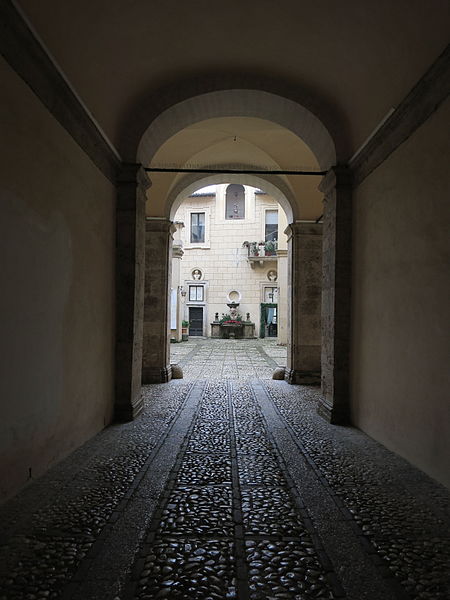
[225,184,245,219]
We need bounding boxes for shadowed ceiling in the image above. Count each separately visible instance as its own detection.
[18,0,450,153]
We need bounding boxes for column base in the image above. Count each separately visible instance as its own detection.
[285,369,321,385]
[317,395,350,425]
[142,365,172,384]
[114,394,144,422]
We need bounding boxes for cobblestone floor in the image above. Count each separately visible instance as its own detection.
[0,340,449,600]
[170,338,286,380]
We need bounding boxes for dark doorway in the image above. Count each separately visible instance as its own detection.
[260,303,277,338]
[189,307,203,336]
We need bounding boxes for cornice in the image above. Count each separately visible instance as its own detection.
[0,0,121,184]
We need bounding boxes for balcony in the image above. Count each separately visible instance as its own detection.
[243,241,278,267]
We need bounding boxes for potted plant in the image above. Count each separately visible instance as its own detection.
[265,240,276,255]
[249,241,259,256]
[181,319,189,341]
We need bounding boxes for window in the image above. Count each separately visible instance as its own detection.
[190,212,205,243]
[189,285,204,301]
[265,209,278,241]
[225,184,245,219]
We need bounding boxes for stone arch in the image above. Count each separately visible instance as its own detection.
[166,171,297,222]
[140,167,323,396]
[137,89,336,171]
[122,82,347,429]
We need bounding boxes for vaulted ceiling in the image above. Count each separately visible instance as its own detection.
[19,0,449,150]
[17,0,450,217]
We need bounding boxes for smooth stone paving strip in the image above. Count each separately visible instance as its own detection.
[0,382,193,600]
[262,381,450,600]
[124,381,341,600]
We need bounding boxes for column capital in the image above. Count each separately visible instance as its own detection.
[284,222,322,241]
[145,217,176,236]
[319,165,353,197]
[117,162,152,191]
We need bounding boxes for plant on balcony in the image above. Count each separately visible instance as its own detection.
[264,240,277,255]
[250,242,259,256]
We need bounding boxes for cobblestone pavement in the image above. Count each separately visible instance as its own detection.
[170,338,287,380]
[0,340,449,600]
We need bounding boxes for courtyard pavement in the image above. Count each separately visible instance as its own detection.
[0,340,449,600]
[170,337,287,380]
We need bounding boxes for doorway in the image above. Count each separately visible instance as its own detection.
[260,303,277,338]
[189,306,203,336]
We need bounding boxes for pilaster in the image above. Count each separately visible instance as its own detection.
[171,238,184,342]
[115,163,151,421]
[285,222,323,385]
[276,249,288,346]
[318,166,353,423]
[142,219,176,383]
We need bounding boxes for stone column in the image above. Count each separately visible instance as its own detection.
[115,163,151,421]
[142,218,175,383]
[285,223,322,384]
[318,166,352,424]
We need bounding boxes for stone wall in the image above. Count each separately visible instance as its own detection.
[0,57,116,502]
[351,97,450,489]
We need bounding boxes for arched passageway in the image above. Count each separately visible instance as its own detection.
[142,176,322,393]
[114,91,352,429]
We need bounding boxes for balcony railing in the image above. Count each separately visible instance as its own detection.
[243,241,278,265]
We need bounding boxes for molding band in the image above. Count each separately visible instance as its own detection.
[0,0,121,184]
[350,45,450,187]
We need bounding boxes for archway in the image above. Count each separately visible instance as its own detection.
[115,88,351,427]
[142,173,323,397]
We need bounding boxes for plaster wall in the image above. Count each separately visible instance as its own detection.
[351,97,450,489]
[0,58,116,502]
[174,190,286,336]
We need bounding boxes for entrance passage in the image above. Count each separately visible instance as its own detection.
[188,306,203,336]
